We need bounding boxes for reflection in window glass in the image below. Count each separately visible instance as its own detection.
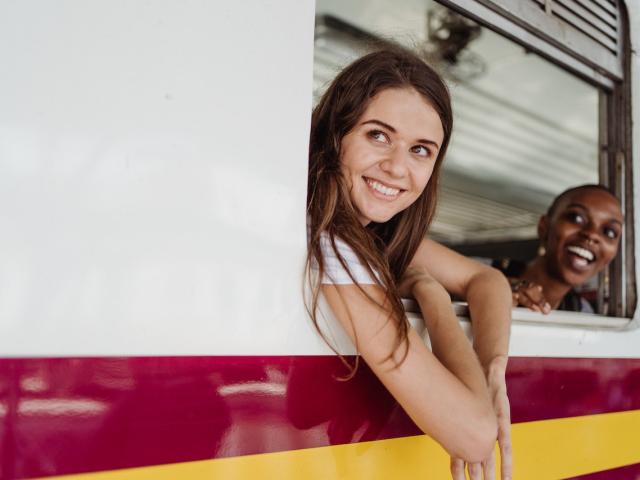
[313,0,598,247]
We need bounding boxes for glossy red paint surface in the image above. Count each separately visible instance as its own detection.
[568,462,640,479]
[507,357,640,423]
[1,356,639,479]
[0,356,416,479]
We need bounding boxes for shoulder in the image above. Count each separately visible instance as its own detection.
[319,232,378,285]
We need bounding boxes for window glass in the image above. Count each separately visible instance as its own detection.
[314,0,599,249]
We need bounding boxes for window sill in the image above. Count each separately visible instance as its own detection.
[402,299,632,330]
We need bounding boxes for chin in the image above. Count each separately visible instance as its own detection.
[560,270,592,287]
[356,205,396,225]
[366,211,397,224]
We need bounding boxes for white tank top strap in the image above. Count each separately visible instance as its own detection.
[318,232,378,285]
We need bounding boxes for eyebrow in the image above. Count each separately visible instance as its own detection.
[361,119,440,148]
[566,203,624,225]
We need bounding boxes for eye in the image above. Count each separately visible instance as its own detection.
[566,211,586,224]
[603,226,619,240]
[367,129,389,144]
[410,144,431,158]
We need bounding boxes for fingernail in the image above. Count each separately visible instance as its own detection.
[544,303,551,313]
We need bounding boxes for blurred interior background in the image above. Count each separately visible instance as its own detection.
[313,0,599,261]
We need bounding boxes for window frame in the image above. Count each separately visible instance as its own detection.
[404,300,630,329]
[313,0,635,325]
[435,0,635,321]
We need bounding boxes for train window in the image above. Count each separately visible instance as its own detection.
[313,0,634,322]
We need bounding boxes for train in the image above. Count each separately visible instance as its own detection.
[1,0,639,478]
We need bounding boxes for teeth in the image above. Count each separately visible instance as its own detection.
[366,178,400,196]
[567,245,594,261]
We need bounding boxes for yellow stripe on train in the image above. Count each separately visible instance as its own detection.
[45,409,640,480]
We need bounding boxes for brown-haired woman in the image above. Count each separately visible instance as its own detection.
[306,49,513,480]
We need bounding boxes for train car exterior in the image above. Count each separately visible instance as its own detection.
[0,1,639,479]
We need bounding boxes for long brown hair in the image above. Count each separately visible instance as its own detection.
[305,47,453,370]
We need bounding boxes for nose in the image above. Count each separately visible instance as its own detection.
[580,222,600,244]
[379,146,408,178]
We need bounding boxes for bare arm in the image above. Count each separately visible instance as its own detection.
[322,280,497,463]
[409,238,512,370]
[408,238,513,479]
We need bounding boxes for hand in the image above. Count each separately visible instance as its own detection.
[510,279,551,314]
[450,358,512,480]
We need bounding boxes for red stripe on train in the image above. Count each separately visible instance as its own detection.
[0,356,639,478]
[569,462,640,479]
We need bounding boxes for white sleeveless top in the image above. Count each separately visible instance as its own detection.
[318,233,378,285]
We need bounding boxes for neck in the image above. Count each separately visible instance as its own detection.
[521,256,572,309]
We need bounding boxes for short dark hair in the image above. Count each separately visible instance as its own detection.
[547,184,619,218]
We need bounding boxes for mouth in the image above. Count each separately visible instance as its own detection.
[565,244,596,270]
[363,176,405,199]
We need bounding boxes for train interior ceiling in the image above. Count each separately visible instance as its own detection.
[313,0,599,263]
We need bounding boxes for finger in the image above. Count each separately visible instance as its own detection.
[524,284,544,303]
[522,290,544,312]
[498,417,513,480]
[483,451,496,480]
[511,292,519,307]
[467,462,482,480]
[450,457,465,480]
[523,285,551,313]
[489,377,512,480]
[522,289,552,314]
[516,291,542,312]
[494,400,513,480]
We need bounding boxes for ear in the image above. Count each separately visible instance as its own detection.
[538,215,549,245]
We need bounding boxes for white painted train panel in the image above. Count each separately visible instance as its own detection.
[0,0,639,360]
[0,0,315,355]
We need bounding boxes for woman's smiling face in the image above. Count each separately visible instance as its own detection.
[542,187,623,286]
[339,88,444,226]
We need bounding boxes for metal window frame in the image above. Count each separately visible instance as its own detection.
[600,3,635,318]
[435,0,616,88]
[436,0,635,320]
